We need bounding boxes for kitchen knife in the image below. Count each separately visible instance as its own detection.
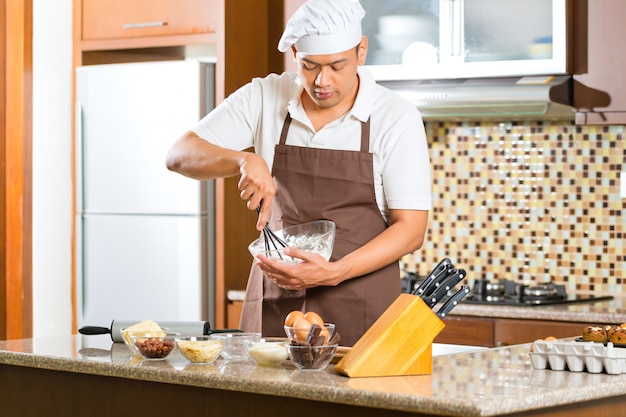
[425,268,467,308]
[412,258,453,297]
[419,265,455,300]
[436,285,471,319]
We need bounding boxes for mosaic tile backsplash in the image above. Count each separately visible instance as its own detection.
[401,121,625,296]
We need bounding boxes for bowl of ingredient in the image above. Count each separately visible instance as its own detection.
[129,331,179,361]
[285,343,338,370]
[119,320,166,355]
[248,220,335,264]
[284,323,335,344]
[176,335,224,364]
[213,332,261,361]
[248,337,290,367]
[283,310,336,345]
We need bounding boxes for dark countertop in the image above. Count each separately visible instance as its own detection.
[449,296,626,323]
[2,333,626,416]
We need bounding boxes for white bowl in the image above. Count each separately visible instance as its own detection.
[402,42,438,66]
[376,14,438,52]
[248,220,335,264]
[248,337,290,366]
[376,34,417,53]
[378,15,435,37]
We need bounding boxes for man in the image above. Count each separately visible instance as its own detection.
[166,0,432,346]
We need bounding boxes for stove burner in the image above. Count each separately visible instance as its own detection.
[483,295,507,303]
[466,279,613,306]
[524,283,565,299]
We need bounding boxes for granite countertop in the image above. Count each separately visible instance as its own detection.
[2,333,626,417]
[229,290,626,324]
[450,297,626,324]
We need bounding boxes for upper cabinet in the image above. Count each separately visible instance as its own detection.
[76,0,222,53]
[81,0,219,41]
[362,0,570,81]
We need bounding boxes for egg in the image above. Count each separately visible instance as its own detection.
[530,339,542,352]
[304,311,325,327]
[544,336,557,342]
[284,310,304,327]
[292,317,312,341]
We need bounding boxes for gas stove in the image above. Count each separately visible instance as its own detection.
[464,279,613,306]
[400,272,613,306]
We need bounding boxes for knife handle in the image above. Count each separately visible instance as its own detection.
[412,258,452,295]
[426,269,466,308]
[437,285,471,319]
[416,262,454,297]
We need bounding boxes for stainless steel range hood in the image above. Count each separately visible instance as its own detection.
[377,75,574,120]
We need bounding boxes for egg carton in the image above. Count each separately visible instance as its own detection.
[529,340,626,375]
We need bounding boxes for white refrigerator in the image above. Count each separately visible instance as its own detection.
[75,60,216,328]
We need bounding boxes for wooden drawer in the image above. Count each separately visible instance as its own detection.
[434,316,495,347]
[434,316,590,348]
[82,0,219,41]
[494,319,588,347]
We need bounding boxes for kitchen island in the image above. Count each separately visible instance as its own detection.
[1,333,626,417]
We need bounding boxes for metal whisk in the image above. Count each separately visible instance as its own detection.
[256,207,288,257]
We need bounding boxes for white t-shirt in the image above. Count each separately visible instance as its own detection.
[192,66,432,220]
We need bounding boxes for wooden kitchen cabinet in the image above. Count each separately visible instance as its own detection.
[434,316,496,347]
[494,319,588,346]
[81,0,219,42]
[573,0,626,124]
[435,316,590,347]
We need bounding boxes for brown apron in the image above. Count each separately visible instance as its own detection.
[240,114,400,346]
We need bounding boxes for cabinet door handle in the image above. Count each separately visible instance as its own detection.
[450,0,463,57]
[123,21,168,29]
[440,0,464,62]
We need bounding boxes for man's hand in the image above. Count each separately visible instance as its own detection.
[238,153,275,230]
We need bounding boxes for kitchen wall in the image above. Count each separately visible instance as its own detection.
[402,121,625,296]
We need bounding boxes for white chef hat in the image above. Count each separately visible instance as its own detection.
[278,0,365,55]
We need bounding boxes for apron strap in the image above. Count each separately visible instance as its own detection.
[360,117,371,153]
[279,113,292,145]
[279,113,371,152]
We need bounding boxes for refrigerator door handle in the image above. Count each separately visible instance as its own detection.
[75,101,87,319]
[75,101,85,213]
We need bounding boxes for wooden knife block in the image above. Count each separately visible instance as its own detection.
[334,293,445,377]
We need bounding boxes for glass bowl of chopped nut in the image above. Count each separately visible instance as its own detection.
[175,335,224,364]
[129,331,179,361]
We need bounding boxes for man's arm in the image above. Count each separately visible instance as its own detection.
[165,130,275,229]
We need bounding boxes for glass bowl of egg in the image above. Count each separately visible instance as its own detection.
[283,311,335,343]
